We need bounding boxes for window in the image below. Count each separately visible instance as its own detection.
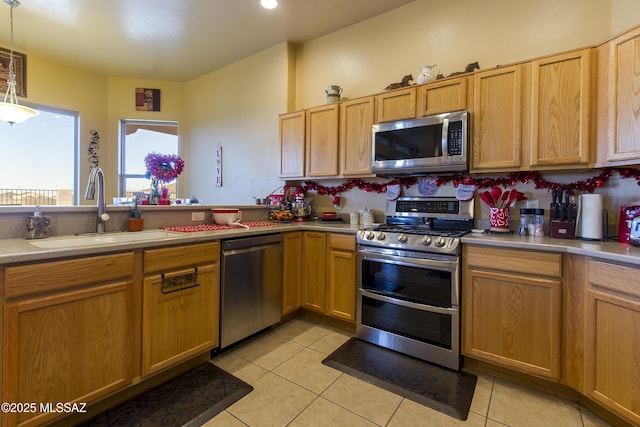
[0,106,78,205]
[119,120,179,200]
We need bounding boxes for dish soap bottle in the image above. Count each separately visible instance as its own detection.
[25,206,51,239]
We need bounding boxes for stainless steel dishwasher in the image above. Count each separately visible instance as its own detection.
[220,233,283,348]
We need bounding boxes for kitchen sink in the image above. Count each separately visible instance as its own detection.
[28,230,185,249]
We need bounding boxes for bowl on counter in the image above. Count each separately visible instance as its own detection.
[212,209,242,225]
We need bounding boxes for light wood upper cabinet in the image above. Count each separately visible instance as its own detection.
[279,111,305,178]
[375,87,416,123]
[530,49,592,168]
[585,259,640,426]
[597,26,640,165]
[340,96,375,176]
[417,76,469,116]
[306,104,339,177]
[471,64,526,171]
[3,253,135,427]
[463,246,562,381]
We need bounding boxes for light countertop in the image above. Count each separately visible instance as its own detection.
[0,222,359,264]
[462,232,640,266]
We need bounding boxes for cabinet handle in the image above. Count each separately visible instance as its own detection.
[161,268,200,294]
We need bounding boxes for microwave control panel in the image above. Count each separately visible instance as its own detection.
[448,121,464,156]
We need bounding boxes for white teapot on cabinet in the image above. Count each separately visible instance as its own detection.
[416,65,440,84]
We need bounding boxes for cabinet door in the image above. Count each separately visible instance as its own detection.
[585,259,640,425]
[306,104,339,177]
[279,111,306,178]
[326,234,356,322]
[283,231,302,315]
[530,49,592,168]
[375,87,416,123]
[463,268,561,380]
[340,97,375,176]
[302,231,326,313]
[602,27,640,163]
[471,65,525,171]
[417,77,468,116]
[142,264,219,376]
[4,282,133,427]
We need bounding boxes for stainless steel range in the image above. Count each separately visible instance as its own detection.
[356,196,474,370]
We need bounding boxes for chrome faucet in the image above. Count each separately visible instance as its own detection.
[84,167,110,233]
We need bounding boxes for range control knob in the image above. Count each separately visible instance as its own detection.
[376,232,386,241]
[421,236,432,246]
[435,237,446,247]
[397,233,408,243]
[366,231,375,240]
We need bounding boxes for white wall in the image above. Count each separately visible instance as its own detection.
[184,42,291,206]
[294,0,613,109]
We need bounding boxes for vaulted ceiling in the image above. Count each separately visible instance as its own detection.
[1,0,414,81]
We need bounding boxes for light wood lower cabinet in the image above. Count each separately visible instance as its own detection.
[302,231,356,322]
[585,259,640,425]
[142,242,220,377]
[2,253,136,427]
[282,231,303,315]
[463,246,562,380]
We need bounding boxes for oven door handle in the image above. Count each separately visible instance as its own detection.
[360,289,458,315]
[360,253,458,272]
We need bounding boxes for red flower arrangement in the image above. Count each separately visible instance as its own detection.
[144,152,185,183]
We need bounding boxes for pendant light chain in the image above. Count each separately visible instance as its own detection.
[3,2,17,103]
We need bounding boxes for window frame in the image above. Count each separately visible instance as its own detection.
[118,119,179,198]
[0,101,79,206]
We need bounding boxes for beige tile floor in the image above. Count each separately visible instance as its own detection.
[205,318,613,427]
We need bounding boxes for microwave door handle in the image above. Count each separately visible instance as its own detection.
[441,117,449,160]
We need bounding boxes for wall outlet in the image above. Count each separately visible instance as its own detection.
[192,212,205,221]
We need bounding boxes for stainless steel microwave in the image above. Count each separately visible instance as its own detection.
[371,110,469,175]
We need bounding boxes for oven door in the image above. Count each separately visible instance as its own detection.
[357,246,460,306]
[356,246,460,370]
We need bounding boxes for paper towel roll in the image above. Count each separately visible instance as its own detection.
[578,194,603,239]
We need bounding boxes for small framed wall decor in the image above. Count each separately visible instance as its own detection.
[0,47,27,97]
[135,88,161,111]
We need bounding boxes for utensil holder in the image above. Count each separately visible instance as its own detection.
[489,207,510,231]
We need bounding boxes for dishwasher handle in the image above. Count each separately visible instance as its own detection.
[222,233,282,251]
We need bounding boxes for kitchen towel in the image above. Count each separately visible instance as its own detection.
[577,194,603,240]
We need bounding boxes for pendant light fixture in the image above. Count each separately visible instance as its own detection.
[0,0,37,125]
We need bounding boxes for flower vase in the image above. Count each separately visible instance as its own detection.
[489,207,510,232]
[158,186,170,205]
[150,179,161,205]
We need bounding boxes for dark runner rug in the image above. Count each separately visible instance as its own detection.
[80,362,252,427]
[322,338,477,420]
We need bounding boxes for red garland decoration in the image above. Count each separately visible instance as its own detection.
[302,168,640,196]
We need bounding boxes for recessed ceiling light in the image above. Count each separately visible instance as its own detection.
[260,0,278,10]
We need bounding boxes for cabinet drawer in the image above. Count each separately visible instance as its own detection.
[329,233,355,251]
[464,245,562,278]
[588,259,640,298]
[5,252,135,298]
[144,242,220,274]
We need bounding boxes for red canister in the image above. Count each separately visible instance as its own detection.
[618,205,640,243]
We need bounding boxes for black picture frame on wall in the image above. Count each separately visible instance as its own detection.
[0,47,27,98]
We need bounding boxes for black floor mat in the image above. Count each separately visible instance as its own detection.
[80,362,252,427]
[322,338,477,420]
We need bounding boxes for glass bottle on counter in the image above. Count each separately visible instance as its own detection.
[519,208,532,235]
[533,208,545,236]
